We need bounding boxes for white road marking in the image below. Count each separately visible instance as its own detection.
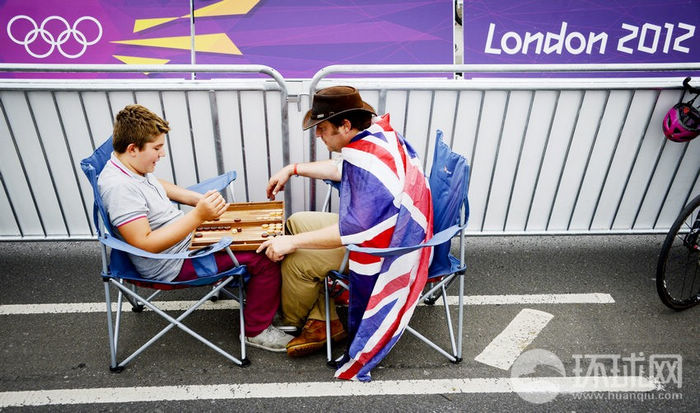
[474,309,554,370]
[444,293,615,306]
[0,300,241,315]
[0,376,661,407]
[0,294,614,315]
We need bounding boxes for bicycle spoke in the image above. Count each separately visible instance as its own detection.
[657,194,700,310]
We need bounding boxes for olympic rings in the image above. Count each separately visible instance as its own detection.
[7,15,102,59]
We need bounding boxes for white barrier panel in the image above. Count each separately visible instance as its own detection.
[1,64,699,239]
[307,76,699,235]
[0,68,291,240]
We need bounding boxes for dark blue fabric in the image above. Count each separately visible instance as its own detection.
[83,136,114,176]
[99,232,234,260]
[109,248,139,277]
[188,171,237,194]
[80,137,115,237]
[191,254,218,276]
[427,130,470,278]
[107,245,248,287]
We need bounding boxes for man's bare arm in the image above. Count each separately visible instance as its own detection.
[266,159,340,200]
[255,224,341,262]
[118,190,227,253]
[158,178,203,206]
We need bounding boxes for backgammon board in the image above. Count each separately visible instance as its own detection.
[189,201,284,251]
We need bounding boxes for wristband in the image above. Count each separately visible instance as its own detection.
[293,163,298,176]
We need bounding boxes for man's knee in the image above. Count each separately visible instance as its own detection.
[281,252,323,284]
[286,211,338,235]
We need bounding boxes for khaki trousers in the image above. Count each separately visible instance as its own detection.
[281,211,346,327]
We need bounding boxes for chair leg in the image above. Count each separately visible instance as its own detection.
[109,277,249,369]
[114,286,124,349]
[456,271,464,361]
[103,281,123,372]
[238,278,249,366]
[118,280,143,312]
[423,282,440,305]
[404,273,465,364]
[143,289,161,304]
[210,286,220,302]
[324,279,334,366]
[440,284,458,356]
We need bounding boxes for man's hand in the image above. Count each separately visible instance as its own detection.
[266,165,294,200]
[256,235,297,262]
[194,190,228,221]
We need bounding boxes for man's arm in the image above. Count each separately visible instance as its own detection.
[256,223,341,262]
[118,190,227,253]
[158,178,203,206]
[266,159,340,200]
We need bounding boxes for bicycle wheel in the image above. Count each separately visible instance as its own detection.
[656,194,700,310]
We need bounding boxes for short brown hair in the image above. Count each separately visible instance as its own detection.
[327,110,373,131]
[112,104,170,153]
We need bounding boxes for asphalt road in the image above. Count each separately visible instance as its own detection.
[0,234,697,412]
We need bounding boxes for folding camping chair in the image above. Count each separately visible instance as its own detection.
[80,136,251,372]
[324,130,470,365]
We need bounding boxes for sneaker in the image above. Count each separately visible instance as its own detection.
[246,325,294,352]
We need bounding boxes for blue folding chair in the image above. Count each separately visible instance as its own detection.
[81,136,251,372]
[324,130,470,365]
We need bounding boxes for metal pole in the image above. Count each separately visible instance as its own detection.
[190,0,196,79]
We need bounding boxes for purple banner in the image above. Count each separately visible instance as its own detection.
[1,0,453,78]
[463,0,699,68]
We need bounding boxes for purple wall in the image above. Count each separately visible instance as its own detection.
[1,0,454,78]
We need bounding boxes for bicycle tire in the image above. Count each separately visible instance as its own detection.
[656,193,700,310]
[455,0,462,26]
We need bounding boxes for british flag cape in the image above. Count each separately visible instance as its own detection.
[335,114,433,381]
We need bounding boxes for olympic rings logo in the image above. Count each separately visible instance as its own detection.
[7,15,102,59]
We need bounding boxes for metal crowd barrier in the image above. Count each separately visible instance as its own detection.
[1,63,699,240]
[306,63,700,234]
[0,64,289,240]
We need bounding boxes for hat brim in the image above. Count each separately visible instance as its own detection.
[302,101,376,130]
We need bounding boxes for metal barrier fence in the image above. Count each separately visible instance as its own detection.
[1,63,699,240]
[0,65,289,240]
[306,64,700,235]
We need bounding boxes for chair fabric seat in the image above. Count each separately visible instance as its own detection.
[105,247,250,288]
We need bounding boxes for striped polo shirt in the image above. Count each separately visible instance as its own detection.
[97,154,191,281]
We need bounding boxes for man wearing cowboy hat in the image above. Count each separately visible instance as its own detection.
[258,86,433,371]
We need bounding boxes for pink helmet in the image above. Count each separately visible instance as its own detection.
[663,103,700,142]
[663,77,700,143]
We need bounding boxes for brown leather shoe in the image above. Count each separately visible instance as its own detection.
[286,319,347,357]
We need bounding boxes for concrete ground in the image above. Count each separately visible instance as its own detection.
[0,234,697,411]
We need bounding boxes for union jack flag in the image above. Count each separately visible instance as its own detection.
[335,114,433,381]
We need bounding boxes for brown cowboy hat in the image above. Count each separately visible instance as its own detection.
[302,86,376,130]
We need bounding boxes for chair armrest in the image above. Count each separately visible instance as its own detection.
[323,179,341,191]
[186,171,237,194]
[345,224,464,257]
[99,233,233,260]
